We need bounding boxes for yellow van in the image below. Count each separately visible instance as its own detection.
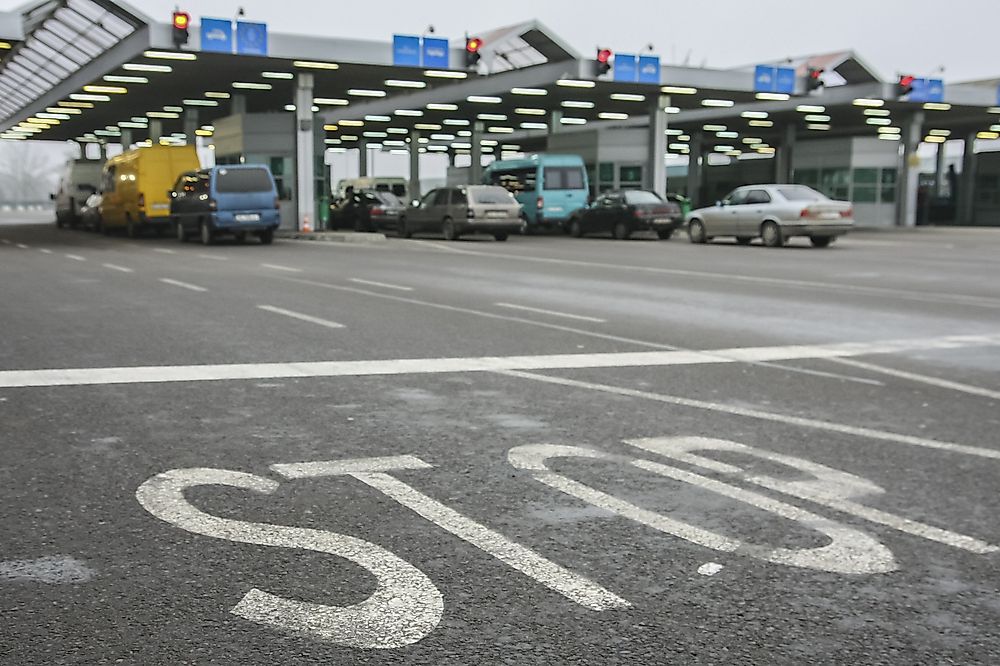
[100,145,200,237]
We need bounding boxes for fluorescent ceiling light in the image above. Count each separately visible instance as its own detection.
[703,124,726,132]
[561,118,587,125]
[59,101,94,108]
[183,99,218,107]
[804,115,831,122]
[924,103,952,111]
[414,123,442,130]
[977,131,999,140]
[314,98,349,105]
[444,119,470,125]
[363,132,388,138]
[598,112,629,120]
[877,127,901,134]
[515,108,546,116]
[47,107,81,115]
[146,111,179,119]
[467,95,502,103]
[807,124,831,131]
[323,124,339,131]
[702,99,735,107]
[143,51,196,60]
[386,80,426,88]
[741,111,769,119]
[716,131,739,139]
[262,72,294,79]
[349,89,386,97]
[796,105,825,113]
[232,82,272,90]
[928,129,951,137]
[755,92,789,101]
[864,109,891,117]
[556,79,596,88]
[69,93,110,102]
[425,70,467,79]
[487,126,515,133]
[520,122,548,129]
[427,103,459,111]
[338,120,364,127]
[477,113,507,121]
[610,93,646,102]
[748,120,774,128]
[205,91,231,99]
[561,100,595,109]
[866,118,892,126]
[394,109,423,117]
[661,86,697,94]
[853,98,885,107]
[83,85,127,94]
[123,63,171,73]
[365,115,391,122]
[511,87,547,96]
[293,60,339,70]
[387,127,409,134]
[104,75,148,84]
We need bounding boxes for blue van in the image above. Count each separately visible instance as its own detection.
[483,155,589,233]
[170,165,280,245]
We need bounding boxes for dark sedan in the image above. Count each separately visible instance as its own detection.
[329,191,406,232]
[566,190,684,240]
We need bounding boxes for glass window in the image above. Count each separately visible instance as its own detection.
[452,189,468,205]
[880,168,897,203]
[745,189,772,205]
[776,185,826,202]
[853,187,878,203]
[618,165,643,184]
[853,168,878,185]
[598,162,615,182]
[420,190,437,207]
[795,169,819,187]
[470,187,516,204]
[725,189,748,205]
[491,167,537,194]
[215,168,273,193]
[624,190,663,205]
[432,189,451,206]
[544,166,586,191]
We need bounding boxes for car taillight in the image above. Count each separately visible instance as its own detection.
[137,193,145,208]
[800,207,814,219]
[633,208,643,218]
[371,206,384,216]
[466,208,476,219]
[536,196,544,210]
[841,208,853,218]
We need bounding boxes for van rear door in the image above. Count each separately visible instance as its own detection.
[213,168,277,212]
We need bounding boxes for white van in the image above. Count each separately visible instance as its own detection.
[334,177,407,200]
[54,159,103,228]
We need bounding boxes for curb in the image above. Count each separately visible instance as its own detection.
[277,231,388,243]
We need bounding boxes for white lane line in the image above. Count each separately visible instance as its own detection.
[497,370,1000,460]
[197,253,228,261]
[257,305,345,329]
[829,358,1000,401]
[760,361,884,387]
[65,254,86,261]
[698,563,724,577]
[349,278,414,292]
[0,239,10,244]
[39,248,53,255]
[261,263,302,273]
[102,263,134,273]
[159,278,207,293]
[16,243,29,249]
[153,248,177,255]
[1,333,997,391]
[495,302,607,324]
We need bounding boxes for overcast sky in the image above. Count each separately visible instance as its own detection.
[3,0,991,82]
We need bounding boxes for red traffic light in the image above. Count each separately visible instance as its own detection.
[466,37,483,53]
[597,48,613,64]
[899,74,916,87]
[172,11,190,30]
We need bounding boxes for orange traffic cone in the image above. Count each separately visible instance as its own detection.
[301,216,313,233]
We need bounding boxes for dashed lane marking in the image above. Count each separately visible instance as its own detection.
[159,278,207,293]
[257,305,345,330]
[349,278,414,292]
[16,243,29,249]
[261,263,302,273]
[65,254,86,261]
[39,248,53,254]
[0,239,10,244]
[495,302,607,324]
[153,248,177,255]
[197,254,228,261]
[102,263,134,273]
[829,358,1000,401]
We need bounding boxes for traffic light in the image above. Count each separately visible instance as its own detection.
[896,74,916,98]
[171,11,190,48]
[806,67,825,92]
[465,37,483,69]
[595,48,613,76]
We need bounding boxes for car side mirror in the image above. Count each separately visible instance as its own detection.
[49,193,56,201]
[717,200,725,207]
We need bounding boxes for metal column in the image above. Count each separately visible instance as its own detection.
[469,121,484,185]
[358,141,369,178]
[686,132,704,207]
[408,130,421,201]
[895,111,924,228]
[231,93,247,116]
[295,73,316,232]
[958,132,978,225]
[119,129,132,150]
[183,109,198,145]
[775,124,795,184]
[647,95,669,198]
[148,120,162,143]
[934,140,948,197]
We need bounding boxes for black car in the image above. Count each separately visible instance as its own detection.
[329,190,406,232]
[566,190,684,240]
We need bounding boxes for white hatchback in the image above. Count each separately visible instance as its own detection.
[686,184,854,248]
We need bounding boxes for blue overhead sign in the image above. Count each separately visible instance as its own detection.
[613,53,638,83]
[422,37,450,69]
[909,78,945,103]
[200,18,233,54]
[637,55,661,85]
[236,21,268,56]
[393,34,451,68]
[393,34,422,67]
[755,65,797,94]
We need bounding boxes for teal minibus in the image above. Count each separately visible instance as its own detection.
[483,154,589,233]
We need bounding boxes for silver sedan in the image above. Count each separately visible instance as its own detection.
[686,184,854,248]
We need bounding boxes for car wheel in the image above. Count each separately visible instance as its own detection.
[613,221,630,240]
[493,233,508,242]
[811,236,835,248]
[688,219,708,244]
[569,219,583,238]
[520,217,532,236]
[656,229,674,240]
[736,236,753,246]
[761,221,784,248]
[398,217,413,238]
[259,228,274,245]
[200,220,214,246]
[442,218,459,241]
[176,219,187,242]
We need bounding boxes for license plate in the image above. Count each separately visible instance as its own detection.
[653,218,669,224]
[547,206,564,213]
[235,213,260,222]
[151,203,169,211]
[486,211,508,218]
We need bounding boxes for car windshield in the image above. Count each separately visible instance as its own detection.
[777,186,827,202]
[470,187,517,204]
[215,168,273,193]
[624,191,663,205]
[375,192,404,207]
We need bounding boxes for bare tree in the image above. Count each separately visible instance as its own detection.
[0,141,73,204]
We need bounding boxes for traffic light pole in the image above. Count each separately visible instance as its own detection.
[295,73,316,232]
[647,95,669,198]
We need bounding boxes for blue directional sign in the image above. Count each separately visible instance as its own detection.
[393,34,422,67]
[422,37,450,69]
[909,78,945,103]
[614,53,638,83]
[200,18,233,54]
[637,55,661,85]
[236,21,268,56]
[755,65,797,94]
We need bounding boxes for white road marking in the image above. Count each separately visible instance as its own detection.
[508,444,896,575]
[39,248,53,254]
[698,563,724,577]
[629,437,998,555]
[349,278,414,292]
[197,253,228,261]
[829,358,1000,401]
[261,263,302,273]
[273,456,629,611]
[1,333,998,392]
[136,467,442,649]
[153,248,177,255]
[257,305,345,329]
[0,556,95,584]
[64,254,86,261]
[16,243,29,249]
[0,239,10,244]
[102,263,134,273]
[159,278,207,293]
[495,302,607,324]
[498,370,1000,461]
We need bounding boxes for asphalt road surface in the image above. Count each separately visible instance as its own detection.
[2,211,999,665]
